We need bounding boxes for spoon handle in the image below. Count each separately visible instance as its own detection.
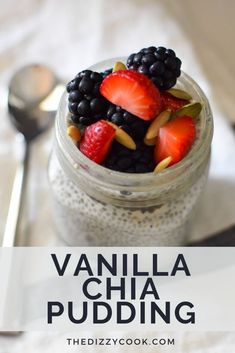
[2,140,30,247]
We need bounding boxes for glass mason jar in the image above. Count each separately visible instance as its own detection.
[48,58,213,246]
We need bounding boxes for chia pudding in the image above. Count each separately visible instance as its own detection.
[48,50,213,246]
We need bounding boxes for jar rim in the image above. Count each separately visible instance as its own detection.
[55,57,213,190]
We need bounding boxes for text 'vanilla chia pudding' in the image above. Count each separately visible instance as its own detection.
[48,46,213,246]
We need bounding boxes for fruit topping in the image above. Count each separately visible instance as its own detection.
[107,122,136,150]
[80,120,116,164]
[154,156,172,173]
[66,45,202,173]
[66,70,109,126]
[106,104,149,139]
[113,61,127,72]
[101,68,113,78]
[67,125,81,143]
[104,141,155,173]
[126,46,182,90]
[145,109,171,140]
[173,102,202,119]
[154,115,196,166]
[144,136,156,146]
[167,88,192,100]
[161,91,189,112]
[100,69,161,121]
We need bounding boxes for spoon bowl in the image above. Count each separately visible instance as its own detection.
[3,63,63,246]
[8,64,62,141]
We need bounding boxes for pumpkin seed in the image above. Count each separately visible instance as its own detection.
[145,109,171,140]
[173,102,202,119]
[167,88,192,100]
[154,156,172,173]
[144,136,156,146]
[113,61,127,72]
[67,125,81,143]
[107,121,136,150]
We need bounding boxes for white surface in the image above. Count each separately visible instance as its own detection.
[0,0,235,350]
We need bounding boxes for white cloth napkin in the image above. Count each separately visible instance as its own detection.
[0,0,235,351]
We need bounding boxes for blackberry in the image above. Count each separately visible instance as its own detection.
[127,46,181,90]
[66,70,108,126]
[101,68,112,78]
[104,140,155,173]
[106,104,150,140]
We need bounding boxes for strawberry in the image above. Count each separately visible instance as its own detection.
[155,115,196,166]
[80,120,116,164]
[100,70,161,121]
[161,91,189,112]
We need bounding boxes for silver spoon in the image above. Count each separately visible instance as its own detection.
[3,64,64,247]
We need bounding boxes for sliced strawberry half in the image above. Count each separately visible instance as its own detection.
[161,91,189,112]
[100,70,161,121]
[155,115,196,166]
[80,120,115,164]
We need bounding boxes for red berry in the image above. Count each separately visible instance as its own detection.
[80,120,116,164]
[161,91,189,112]
[100,70,161,121]
[155,115,196,166]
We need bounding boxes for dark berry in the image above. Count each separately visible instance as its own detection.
[127,53,135,66]
[66,79,78,92]
[117,157,133,170]
[174,68,181,78]
[156,46,166,55]
[71,115,80,124]
[126,46,182,90]
[132,150,142,160]
[165,49,175,57]
[77,70,92,78]
[155,52,166,62]
[90,72,103,82]
[68,102,78,114]
[142,53,156,65]
[66,70,109,127]
[79,78,94,94]
[135,163,149,173]
[92,83,100,96]
[137,64,149,75]
[104,141,155,173]
[133,53,143,64]
[123,111,136,124]
[110,113,124,125]
[121,124,132,136]
[105,104,150,140]
[163,69,174,79]
[164,56,177,70]
[149,61,165,76]
[101,68,112,78]
[131,121,147,138]
[68,91,82,102]
[126,167,135,173]
[151,77,164,88]
[164,77,176,90]
[77,100,90,116]
[79,116,93,126]
[175,57,182,69]
[106,105,116,119]
[90,97,107,114]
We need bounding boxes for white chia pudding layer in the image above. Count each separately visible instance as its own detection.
[48,151,208,246]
